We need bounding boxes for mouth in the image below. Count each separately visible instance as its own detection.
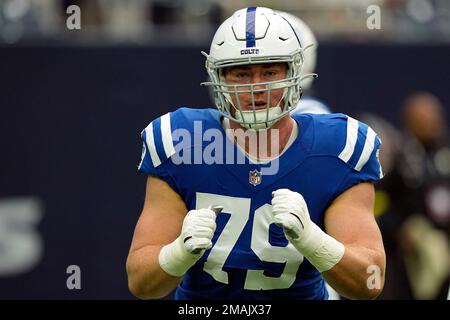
[246,101,267,110]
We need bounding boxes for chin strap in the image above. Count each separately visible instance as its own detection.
[234,106,283,129]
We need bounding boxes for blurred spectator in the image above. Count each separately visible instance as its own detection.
[376,92,450,299]
[276,11,333,116]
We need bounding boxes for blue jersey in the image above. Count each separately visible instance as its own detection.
[137,107,383,300]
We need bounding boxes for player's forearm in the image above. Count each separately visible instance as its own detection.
[126,245,181,299]
[322,244,385,300]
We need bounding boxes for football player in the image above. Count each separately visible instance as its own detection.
[127,7,385,300]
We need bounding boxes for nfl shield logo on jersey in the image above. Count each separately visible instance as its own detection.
[249,170,262,186]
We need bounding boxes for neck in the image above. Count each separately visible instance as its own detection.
[228,115,295,159]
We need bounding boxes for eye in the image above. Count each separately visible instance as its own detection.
[229,70,250,82]
[236,72,249,78]
[264,70,278,78]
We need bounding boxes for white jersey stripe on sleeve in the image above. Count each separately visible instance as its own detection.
[354,126,377,171]
[145,122,162,167]
[378,152,384,178]
[376,137,384,178]
[137,141,147,170]
[338,116,359,163]
[161,112,176,159]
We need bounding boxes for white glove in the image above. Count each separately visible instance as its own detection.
[182,208,217,253]
[159,208,217,277]
[271,189,311,241]
[271,189,345,273]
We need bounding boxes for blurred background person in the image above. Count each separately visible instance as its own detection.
[276,11,332,116]
[375,92,450,299]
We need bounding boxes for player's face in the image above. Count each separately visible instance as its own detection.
[223,63,288,114]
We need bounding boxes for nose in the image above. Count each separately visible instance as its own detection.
[252,72,265,84]
[251,73,267,93]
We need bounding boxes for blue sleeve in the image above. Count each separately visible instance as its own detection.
[335,119,383,194]
[137,113,178,192]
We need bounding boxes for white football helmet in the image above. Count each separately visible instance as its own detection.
[201,7,316,130]
[275,11,318,91]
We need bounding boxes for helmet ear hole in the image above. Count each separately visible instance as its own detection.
[293,53,303,68]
